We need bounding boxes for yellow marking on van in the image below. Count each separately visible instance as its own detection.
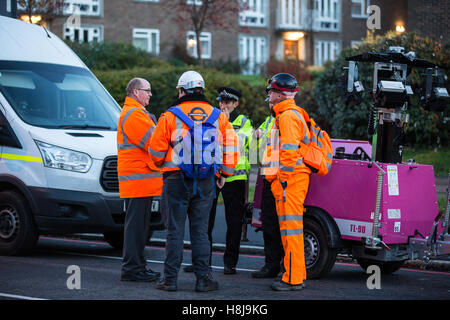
[0,153,43,163]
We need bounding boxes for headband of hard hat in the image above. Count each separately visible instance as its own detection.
[267,79,299,93]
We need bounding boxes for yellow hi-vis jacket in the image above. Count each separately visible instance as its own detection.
[226,113,253,182]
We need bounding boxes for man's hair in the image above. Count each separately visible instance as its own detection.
[126,78,148,96]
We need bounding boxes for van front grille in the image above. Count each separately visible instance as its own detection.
[100,156,119,193]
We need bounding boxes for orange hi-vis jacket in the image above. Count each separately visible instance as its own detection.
[149,99,239,177]
[263,99,311,182]
[117,97,163,198]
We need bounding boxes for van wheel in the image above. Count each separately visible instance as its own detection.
[0,191,38,256]
[357,259,404,275]
[304,218,337,279]
[103,230,154,250]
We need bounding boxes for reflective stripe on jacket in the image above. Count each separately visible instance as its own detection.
[264,99,311,182]
[257,115,276,176]
[226,114,253,182]
[149,100,239,177]
[117,96,162,198]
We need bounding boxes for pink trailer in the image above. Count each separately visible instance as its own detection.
[251,139,449,278]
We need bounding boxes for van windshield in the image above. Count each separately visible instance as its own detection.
[0,61,120,130]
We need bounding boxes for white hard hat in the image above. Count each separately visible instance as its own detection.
[176,70,205,90]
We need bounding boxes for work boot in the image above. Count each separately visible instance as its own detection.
[156,278,177,291]
[183,265,194,273]
[223,265,236,275]
[251,266,279,278]
[271,280,305,291]
[120,270,160,282]
[145,268,161,278]
[195,274,219,292]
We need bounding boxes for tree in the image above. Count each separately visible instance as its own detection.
[17,0,64,26]
[161,0,240,66]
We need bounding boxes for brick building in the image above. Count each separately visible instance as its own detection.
[8,0,449,74]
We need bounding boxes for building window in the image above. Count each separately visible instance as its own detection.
[63,0,102,17]
[314,0,340,31]
[314,40,339,66]
[239,35,268,75]
[64,24,103,43]
[132,29,160,55]
[186,31,211,59]
[277,0,303,29]
[239,0,268,27]
[351,0,370,18]
[187,0,202,5]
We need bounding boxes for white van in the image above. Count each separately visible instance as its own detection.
[0,16,163,255]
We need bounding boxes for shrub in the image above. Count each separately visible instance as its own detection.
[313,31,450,147]
[94,66,268,126]
[66,41,171,70]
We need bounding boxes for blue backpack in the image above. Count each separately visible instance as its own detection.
[168,106,221,181]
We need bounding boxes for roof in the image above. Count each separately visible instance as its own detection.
[0,16,85,68]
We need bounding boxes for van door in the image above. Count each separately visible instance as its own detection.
[0,103,22,150]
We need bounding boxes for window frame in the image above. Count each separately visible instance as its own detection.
[186,31,212,60]
[187,0,202,5]
[314,39,340,66]
[63,24,103,43]
[63,0,103,17]
[314,0,340,31]
[238,34,268,75]
[239,0,268,27]
[132,28,160,56]
[351,0,370,18]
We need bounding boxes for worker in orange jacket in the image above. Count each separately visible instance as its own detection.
[149,71,239,292]
[263,73,311,291]
[117,78,163,282]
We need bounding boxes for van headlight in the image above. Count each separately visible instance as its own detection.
[35,140,92,173]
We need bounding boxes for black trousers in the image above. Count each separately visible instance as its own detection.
[209,179,246,268]
[261,178,284,272]
[121,197,153,275]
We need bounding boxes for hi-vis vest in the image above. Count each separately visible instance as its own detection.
[262,99,311,182]
[226,114,253,182]
[117,97,162,198]
[257,115,275,174]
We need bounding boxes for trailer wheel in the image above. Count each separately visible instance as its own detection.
[0,191,38,255]
[357,259,404,275]
[103,230,154,250]
[304,218,338,279]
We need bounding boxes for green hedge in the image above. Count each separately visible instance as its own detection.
[66,41,171,71]
[312,31,450,147]
[94,66,268,125]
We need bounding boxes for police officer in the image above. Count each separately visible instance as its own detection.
[217,87,253,274]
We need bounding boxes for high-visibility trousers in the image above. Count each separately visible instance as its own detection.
[271,173,309,285]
